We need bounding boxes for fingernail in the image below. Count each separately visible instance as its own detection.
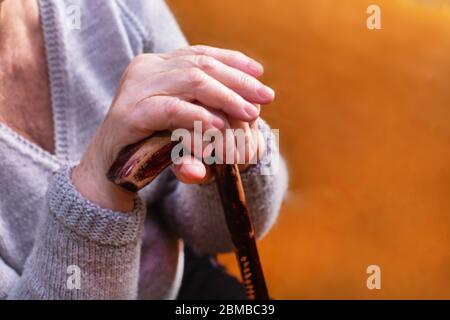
[244,103,260,119]
[258,86,275,101]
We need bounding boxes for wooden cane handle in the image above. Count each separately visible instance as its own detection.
[107,131,177,192]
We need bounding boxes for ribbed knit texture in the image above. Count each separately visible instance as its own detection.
[0,0,288,300]
[48,167,145,247]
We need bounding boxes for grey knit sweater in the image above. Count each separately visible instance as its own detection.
[0,0,288,299]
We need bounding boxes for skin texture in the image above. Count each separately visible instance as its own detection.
[0,0,55,154]
[0,0,275,212]
[73,47,274,212]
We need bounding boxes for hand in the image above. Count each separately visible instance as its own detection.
[170,105,267,184]
[72,45,275,211]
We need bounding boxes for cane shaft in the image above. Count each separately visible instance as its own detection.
[107,131,269,300]
[212,164,269,300]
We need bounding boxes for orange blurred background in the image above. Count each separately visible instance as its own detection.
[167,0,450,299]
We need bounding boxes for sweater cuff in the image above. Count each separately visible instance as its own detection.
[47,166,145,247]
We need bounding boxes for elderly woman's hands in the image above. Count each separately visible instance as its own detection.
[72,45,275,211]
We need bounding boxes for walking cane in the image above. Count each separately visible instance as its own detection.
[107,130,269,300]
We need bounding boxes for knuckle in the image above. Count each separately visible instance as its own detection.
[119,109,141,134]
[223,91,239,107]
[223,48,239,60]
[126,101,151,131]
[231,48,249,61]
[164,98,183,129]
[198,108,211,121]
[229,50,250,66]
[190,44,211,54]
[164,98,183,119]
[195,55,216,71]
[126,114,141,133]
[238,72,252,88]
[185,68,207,87]
[236,51,249,61]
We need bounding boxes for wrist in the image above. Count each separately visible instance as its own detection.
[72,162,135,213]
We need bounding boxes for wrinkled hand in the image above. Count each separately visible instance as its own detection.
[72,45,275,211]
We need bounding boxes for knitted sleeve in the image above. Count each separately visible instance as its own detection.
[5,167,146,299]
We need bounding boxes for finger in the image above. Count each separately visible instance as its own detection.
[147,68,261,122]
[249,104,261,127]
[228,118,258,169]
[249,120,266,162]
[160,105,228,162]
[171,155,213,184]
[167,55,275,105]
[207,116,238,165]
[132,96,226,133]
[159,45,264,77]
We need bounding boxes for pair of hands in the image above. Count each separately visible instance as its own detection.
[72,45,275,212]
